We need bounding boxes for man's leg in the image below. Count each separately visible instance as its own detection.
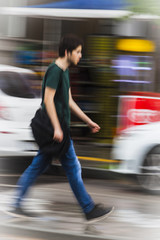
[14,150,52,208]
[60,139,114,223]
[60,140,95,214]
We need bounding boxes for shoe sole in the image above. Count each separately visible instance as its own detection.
[86,206,114,224]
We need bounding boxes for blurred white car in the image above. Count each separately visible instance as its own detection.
[0,64,41,157]
[112,122,160,193]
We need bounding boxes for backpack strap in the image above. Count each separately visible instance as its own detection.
[41,64,56,106]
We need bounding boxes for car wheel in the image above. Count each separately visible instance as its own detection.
[137,145,160,194]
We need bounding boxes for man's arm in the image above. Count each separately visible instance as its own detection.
[69,88,100,133]
[44,86,63,142]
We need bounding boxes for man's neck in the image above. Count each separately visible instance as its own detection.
[55,57,69,71]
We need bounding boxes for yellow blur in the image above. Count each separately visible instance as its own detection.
[116,39,155,52]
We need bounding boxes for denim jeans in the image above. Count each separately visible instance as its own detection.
[14,139,95,213]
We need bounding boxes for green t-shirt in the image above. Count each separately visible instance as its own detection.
[42,63,70,127]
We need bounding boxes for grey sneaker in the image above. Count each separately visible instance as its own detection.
[5,206,37,219]
[85,204,114,224]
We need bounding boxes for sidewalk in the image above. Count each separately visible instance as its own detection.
[0,177,160,240]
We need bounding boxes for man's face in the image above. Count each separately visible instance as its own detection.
[67,45,82,66]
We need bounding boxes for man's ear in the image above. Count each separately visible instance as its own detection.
[65,49,68,57]
[65,49,71,57]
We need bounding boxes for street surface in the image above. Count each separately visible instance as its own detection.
[0,170,160,240]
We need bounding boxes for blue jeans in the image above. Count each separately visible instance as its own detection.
[14,140,95,213]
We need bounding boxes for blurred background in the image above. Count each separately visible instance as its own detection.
[0,0,160,144]
[0,0,160,173]
[0,1,158,136]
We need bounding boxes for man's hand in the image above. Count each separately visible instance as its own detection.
[53,127,63,142]
[88,121,100,133]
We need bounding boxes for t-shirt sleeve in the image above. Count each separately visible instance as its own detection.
[45,65,61,90]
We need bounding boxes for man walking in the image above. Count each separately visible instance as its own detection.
[8,34,114,223]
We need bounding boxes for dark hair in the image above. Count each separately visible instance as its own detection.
[58,34,83,57]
